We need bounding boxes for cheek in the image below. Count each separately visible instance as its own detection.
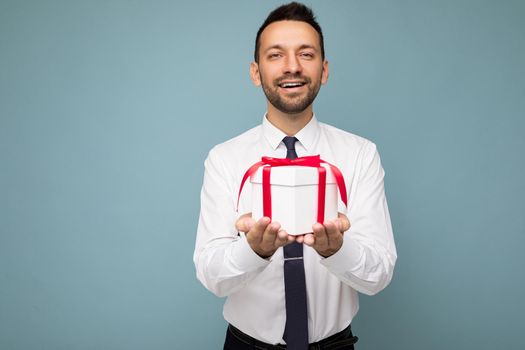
[260,65,280,80]
[303,64,323,79]
[315,69,326,84]
[260,72,276,86]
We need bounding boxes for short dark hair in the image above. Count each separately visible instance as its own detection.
[254,2,325,63]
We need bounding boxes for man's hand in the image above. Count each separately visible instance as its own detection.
[302,213,351,258]
[236,213,294,259]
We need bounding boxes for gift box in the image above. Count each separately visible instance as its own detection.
[237,156,348,236]
[251,165,337,235]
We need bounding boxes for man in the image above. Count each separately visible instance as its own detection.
[194,2,397,349]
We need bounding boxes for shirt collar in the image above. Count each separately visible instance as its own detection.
[262,113,320,151]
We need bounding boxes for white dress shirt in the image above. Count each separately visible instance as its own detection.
[194,115,397,344]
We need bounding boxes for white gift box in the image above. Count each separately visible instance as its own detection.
[250,165,338,235]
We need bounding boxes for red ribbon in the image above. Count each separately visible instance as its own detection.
[237,155,348,223]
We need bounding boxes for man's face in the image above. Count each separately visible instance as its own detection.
[251,20,329,115]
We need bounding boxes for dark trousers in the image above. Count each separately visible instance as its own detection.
[224,324,358,350]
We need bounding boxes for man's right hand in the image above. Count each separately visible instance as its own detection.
[236,213,294,259]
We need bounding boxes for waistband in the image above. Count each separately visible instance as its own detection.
[228,324,358,349]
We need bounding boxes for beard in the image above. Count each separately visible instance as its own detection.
[260,73,322,115]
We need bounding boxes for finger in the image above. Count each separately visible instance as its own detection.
[260,222,280,250]
[274,229,289,247]
[246,216,271,244]
[337,213,351,232]
[280,232,296,246]
[294,234,304,244]
[312,222,328,248]
[237,217,256,233]
[236,212,254,232]
[286,234,297,244]
[303,233,315,246]
[324,220,339,236]
[324,220,343,247]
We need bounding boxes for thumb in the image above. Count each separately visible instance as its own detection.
[337,212,351,232]
[236,213,255,232]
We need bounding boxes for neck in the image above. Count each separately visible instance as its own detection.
[266,104,313,136]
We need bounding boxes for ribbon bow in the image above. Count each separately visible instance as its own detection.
[237,155,348,223]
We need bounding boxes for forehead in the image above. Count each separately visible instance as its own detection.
[259,20,321,51]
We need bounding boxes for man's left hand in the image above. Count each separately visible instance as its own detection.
[300,213,350,258]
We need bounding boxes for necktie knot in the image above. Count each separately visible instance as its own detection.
[283,136,298,160]
[282,136,298,150]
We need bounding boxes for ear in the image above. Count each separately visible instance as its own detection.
[250,61,262,86]
[321,60,329,85]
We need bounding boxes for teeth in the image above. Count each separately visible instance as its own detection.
[280,82,304,88]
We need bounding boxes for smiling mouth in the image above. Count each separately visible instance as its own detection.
[277,81,307,89]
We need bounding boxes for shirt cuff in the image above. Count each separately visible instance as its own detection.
[320,233,364,272]
[231,232,271,271]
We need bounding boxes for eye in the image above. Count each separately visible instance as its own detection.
[268,53,282,59]
[300,52,315,59]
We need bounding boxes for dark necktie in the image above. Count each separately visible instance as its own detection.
[282,136,309,349]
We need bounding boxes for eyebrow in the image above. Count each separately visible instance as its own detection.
[264,44,318,53]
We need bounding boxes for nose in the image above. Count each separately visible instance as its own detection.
[283,54,302,75]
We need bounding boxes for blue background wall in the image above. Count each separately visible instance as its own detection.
[1,0,524,349]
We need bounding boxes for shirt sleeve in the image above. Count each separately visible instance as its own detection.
[320,141,397,295]
[193,147,270,297]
